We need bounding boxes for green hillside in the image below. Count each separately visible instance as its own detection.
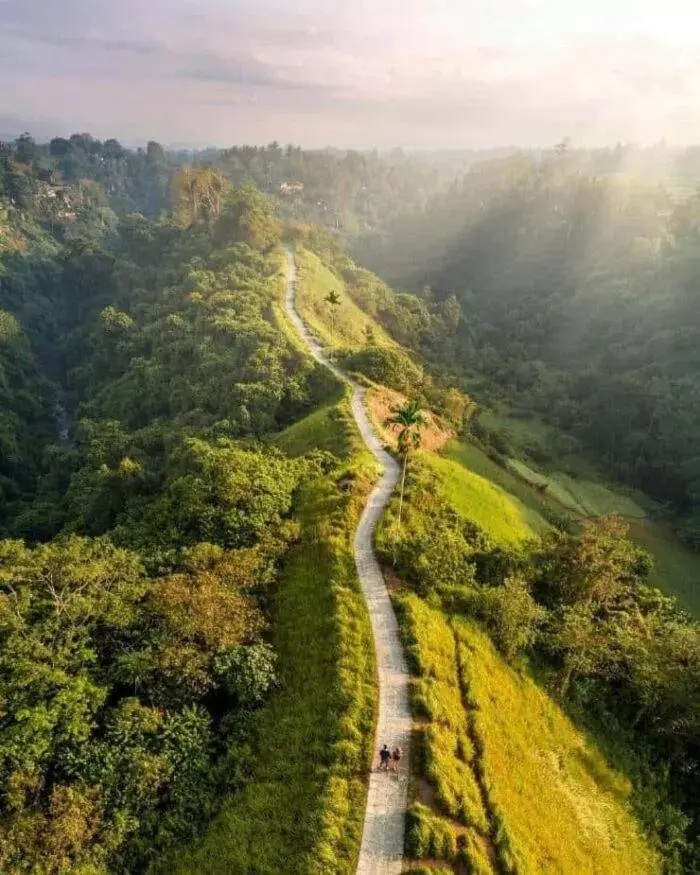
[398,595,661,875]
[169,424,378,874]
[422,452,549,546]
[294,246,395,351]
[444,432,700,615]
[0,129,696,875]
[273,392,358,459]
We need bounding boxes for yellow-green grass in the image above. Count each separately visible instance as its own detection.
[443,439,558,524]
[504,457,583,512]
[505,457,647,520]
[273,392,358,459]
[455,618,661,875]
[397,595,496,875]
[629,522,700,616]
[554,472,647,519]
[402,596,488,833]
[422,451,549,547]
[166,450,379,874]
[269,247,313,357]
[445,440,700,616]
[295,246,395,351]
[397,592,660,875]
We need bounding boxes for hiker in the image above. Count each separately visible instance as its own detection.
[378,744,391,771]
[392,746,402,772]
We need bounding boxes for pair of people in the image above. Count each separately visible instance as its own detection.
[378,744,402,772]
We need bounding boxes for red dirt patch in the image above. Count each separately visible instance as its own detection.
[366,386,453,453]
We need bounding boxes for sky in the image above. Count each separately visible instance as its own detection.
[2,0,700,149]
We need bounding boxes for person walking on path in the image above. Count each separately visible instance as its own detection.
[391,747,402,773]
[379,744,391,771]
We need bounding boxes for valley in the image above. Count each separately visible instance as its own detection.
[0,135,697,875]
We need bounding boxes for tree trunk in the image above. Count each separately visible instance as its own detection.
[559,663,574,698]
[393,454,408,566]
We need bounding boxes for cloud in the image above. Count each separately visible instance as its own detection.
[2,0,700,147]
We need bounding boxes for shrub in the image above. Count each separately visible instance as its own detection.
[214,643,278,707]
[343,345,421,393]
[472,576,545,662]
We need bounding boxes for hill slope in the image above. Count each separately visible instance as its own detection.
[399,595,661,875]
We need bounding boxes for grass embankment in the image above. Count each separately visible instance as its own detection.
[629,521,700,615]
[273,391,356,458]
[167,398,378,875]
[397,594,661,875]
[422,451,549,547]
[295,246,395,351]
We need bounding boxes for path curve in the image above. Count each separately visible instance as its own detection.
[284,246,411,875]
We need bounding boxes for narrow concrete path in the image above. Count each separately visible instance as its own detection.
[284,246,412,874]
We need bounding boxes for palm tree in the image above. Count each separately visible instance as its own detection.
[325,290,341,347]
[385,400,427,556]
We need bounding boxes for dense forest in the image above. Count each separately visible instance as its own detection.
[0,131,699,873]
[351,148,700,552]
[0,134,344,870]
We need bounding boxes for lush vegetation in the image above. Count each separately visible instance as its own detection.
[294,246,396,352]
[398,594,661,874]
[2,128,700,875]
[0,133,376,872]
[274,212,700,873]
[378,439,699,873]
[355,149,700,562]
[168,401,377,874]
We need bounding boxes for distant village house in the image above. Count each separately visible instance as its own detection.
[279,180,304,194]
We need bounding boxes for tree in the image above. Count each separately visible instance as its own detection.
[476,575,545,662]
[534,516,649,610]
[14,132,38,166]
[325,289,341,347]
[171,167,232,224]
[385,401,427,556]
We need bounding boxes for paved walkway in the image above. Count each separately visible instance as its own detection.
[284,246,412,875]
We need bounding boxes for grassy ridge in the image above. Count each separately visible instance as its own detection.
[397,593,660,875]
[295,247,395,351]
[167,405,378,874]
[273,392,357,458]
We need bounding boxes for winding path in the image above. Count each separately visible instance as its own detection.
[284,246,412,874]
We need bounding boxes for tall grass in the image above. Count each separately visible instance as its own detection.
[398,595,488,833]
[396,594,496,874]
[395,593,659,875]
[454,619,661,875]
[273,392,357,459]
[421,452,547,545]
[165,410,378,874]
